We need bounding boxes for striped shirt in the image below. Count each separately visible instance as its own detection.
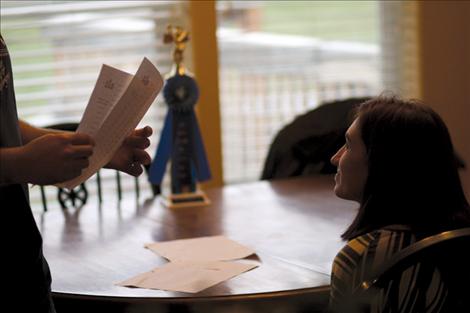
[329,227,448,313]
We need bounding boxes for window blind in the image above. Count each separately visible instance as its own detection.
[379,1,421,99]
[217,1,383,183]
[1,0,185,211]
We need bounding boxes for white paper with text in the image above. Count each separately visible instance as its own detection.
[58,58,163,189]
[77,65,133,137]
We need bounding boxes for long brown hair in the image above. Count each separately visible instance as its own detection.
[342,96,470,240]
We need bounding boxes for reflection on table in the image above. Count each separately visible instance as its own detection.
[35,175,357,313]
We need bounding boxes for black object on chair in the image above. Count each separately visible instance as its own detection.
[39,123,142,211]
[261,97,370,180]
[352,227,470,313]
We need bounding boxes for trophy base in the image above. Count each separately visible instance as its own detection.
[161,190,211,209]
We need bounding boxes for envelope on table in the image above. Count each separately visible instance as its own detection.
[144,235,255,262]
[117,260,258,293]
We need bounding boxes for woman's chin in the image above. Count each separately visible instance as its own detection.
[333,185,342,198]
[334,185,351,201]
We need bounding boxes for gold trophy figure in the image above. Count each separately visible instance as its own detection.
[148,25,211,208]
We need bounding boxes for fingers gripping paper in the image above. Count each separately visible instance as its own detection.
[58,58,163,189]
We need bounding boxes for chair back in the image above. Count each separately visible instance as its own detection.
[357,227,470,313]
[261,97,370,180]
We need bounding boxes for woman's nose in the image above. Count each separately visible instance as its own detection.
[330,146,344,166]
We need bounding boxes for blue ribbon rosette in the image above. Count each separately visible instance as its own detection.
[148,74,211,193]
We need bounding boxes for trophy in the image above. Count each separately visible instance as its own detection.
[148,25,211,208]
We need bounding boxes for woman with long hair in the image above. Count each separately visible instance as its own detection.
[328,96,470,312]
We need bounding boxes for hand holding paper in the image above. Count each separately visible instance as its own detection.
[58,58,163,189]
[105,125,153,176]
[16,132,95,186]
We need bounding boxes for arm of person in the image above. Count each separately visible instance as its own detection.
[0,129,94,186]
[18,120,57,144]
[19,119,154,173]
[18,119,154,176]
[0,119,153,185]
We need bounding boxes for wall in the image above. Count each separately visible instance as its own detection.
[419,1,470,199]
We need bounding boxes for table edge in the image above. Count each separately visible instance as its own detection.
[52,285,331,303]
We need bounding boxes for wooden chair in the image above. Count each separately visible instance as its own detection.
[351,227,470,313]
[39,123,144,211]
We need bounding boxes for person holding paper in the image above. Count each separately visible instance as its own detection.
[0,34,152,313]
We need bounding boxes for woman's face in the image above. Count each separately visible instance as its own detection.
[330,118,368,202]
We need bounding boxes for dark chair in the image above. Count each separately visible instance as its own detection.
[350,227,470,313]
[39,123,144,211]
[261,97,370,180]
[261,97,466,181]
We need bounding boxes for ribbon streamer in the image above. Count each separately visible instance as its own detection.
[149,74,211,193]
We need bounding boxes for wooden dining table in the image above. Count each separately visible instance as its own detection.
[34,175,357,313]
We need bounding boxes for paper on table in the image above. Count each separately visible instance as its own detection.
[116,260,258,293]
[58,58,163,189]
[145,235,256,262]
